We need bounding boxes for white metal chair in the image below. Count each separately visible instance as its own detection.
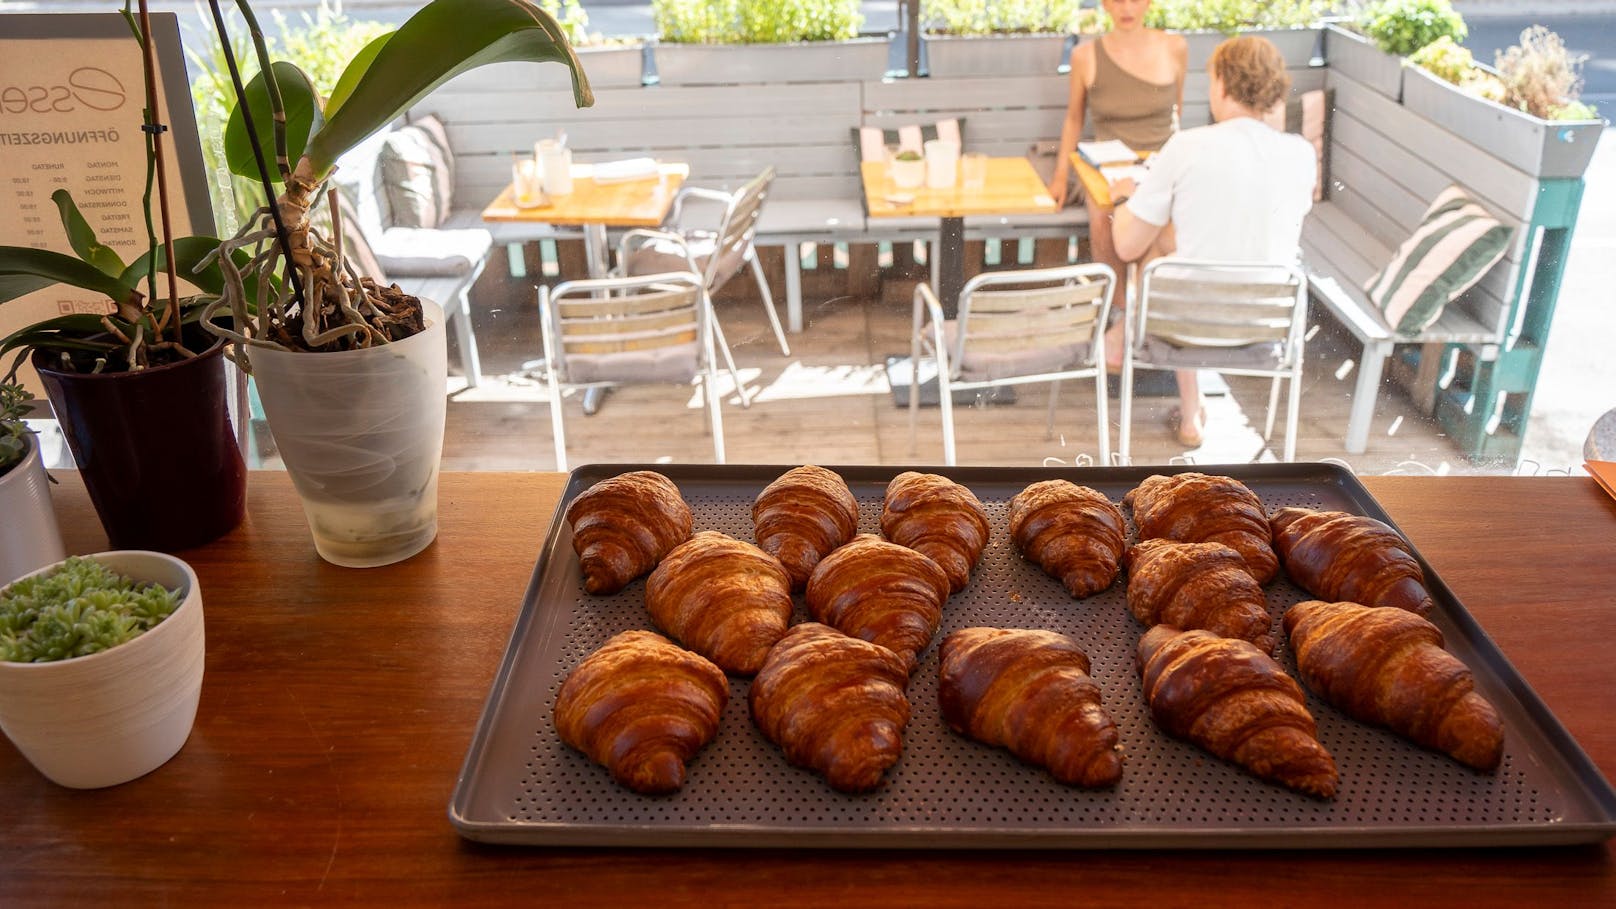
[909,263,1117,466]
[538,272,723,471]
[615,168,789,409]
[1119,257,1310,463]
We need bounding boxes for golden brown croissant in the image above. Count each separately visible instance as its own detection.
[749,622,911,792]
[752,465,860,592]
[1138,625,1338,798]
[880,471,990,593]
[644,531,793,675]
[1008,480,1126,598]
[1123,473,1277,585]
[553,629,729,794]
[565,470,693,595]
[804,533,951,673]
[1270,508,1434,615]
[1125,539,1275,652]
[938,627,1123,788]
[1283,599,1503,771]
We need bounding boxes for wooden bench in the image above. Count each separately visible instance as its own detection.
[1299,68,1583,460]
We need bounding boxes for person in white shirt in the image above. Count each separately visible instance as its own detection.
[1110,35,1317,447]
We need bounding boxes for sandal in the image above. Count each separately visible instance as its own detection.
[1166,404,1207,448]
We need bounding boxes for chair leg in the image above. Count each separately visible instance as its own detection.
[783,242,804,333]
[1118,330,1135,466]
[908,323,923,455]
[749,251,791,357]
[937,355,957,467]
[705,297,753,409]
[1045,379,1061,439]
[1284,366,1303,463]
[1094,366,1111,466]
[545,369,568,473]
[1264,375,1281,441]
[706,373,726,464]
[451,286,483,389]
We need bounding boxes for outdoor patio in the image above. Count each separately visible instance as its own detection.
[410,275,1491,475]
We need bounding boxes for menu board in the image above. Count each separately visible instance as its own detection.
[0,12,214,393]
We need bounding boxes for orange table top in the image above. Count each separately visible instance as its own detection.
[862,157,1057,220]
[1070,151,1150,209]
[480,162,689,227]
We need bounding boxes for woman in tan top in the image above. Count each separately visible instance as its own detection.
[1048,0,1186,368]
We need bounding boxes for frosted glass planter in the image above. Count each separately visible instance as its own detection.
[250,299,447,568]
[0,434,64,587]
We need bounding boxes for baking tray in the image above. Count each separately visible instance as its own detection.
[449,462,1616,848]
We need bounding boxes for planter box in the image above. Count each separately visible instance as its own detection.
[1323,23,1403,101]
[651,38,890,86]
[923,33,1069,77]
[1402,65,1605,179]
[1183,27,1323,71]
[574,44,651,89]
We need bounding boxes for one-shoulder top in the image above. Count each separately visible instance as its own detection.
[1088,37,1180,154]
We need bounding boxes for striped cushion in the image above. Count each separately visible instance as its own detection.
[379,115,456,229]
[1365,187,1513,334]
[853,118,966,162]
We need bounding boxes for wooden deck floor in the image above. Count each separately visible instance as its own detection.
[384,286,1500,477]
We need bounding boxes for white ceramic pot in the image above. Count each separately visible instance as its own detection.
[248,299,448,568]
[0,434,65,587]
[891,157,925,189]
[0,551,204,789]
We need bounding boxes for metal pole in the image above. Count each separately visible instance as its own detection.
[906,0,920,77]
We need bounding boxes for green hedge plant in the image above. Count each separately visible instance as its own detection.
[1354,0,1466,58]
[1146,0,1324,33]
[654,0,861,44]
[920,0,1086,36]
[1497,26,1599,121]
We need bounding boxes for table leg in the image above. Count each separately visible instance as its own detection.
[581,223,612,414]
[936,216,966,318]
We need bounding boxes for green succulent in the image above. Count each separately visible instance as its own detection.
[0,557,181,663]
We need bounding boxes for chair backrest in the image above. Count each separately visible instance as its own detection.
[705,167,775,285]
[1137,258,1308,351]
[953,263,1116,369]
[542,273,707,384]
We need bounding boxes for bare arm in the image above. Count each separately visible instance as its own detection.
[1050,45,1092,199]
[1112,188,1165,263]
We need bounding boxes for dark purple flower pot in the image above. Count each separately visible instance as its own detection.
[33,334,246,552]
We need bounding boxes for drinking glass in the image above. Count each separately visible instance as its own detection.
[962,152,989,191]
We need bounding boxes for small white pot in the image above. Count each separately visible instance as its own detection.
[0,433,66,587]
[0,551,204,789]
[891,157,925,189]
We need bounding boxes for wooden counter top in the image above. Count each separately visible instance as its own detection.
[5,471,1616,904]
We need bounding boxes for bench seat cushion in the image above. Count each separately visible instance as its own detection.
[443,209,580,244]
[942,319,1093,382]
[565,343,700,385]
[375,227,493,277]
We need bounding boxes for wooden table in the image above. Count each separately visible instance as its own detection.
[481,161,689,279]
[862,157,1057,314]
[6,471,1616,904]
[1070,151,1149,209]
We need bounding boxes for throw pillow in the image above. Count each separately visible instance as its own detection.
[1266,89,1331,202]
[1364,186,1513,334]
[852,117,965,162]
[379,114,456,229]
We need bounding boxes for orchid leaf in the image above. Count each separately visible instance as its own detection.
[51,190,125,278]
[306,0,592,176]
[118,236,257,298]
[0,248,137,305]
[324,31,392,118]
[224,60,324,184]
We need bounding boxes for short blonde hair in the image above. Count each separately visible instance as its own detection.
[1210,36,1291,112]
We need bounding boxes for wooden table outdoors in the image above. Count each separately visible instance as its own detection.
[1070,151,1149,209]
[6,470,1616,904]
[481,161,689,278]
[862,157,1057,314]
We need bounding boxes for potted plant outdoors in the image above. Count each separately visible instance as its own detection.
[0,552,205,789]
[1402,26,1605,179]
[649,0,887,86]
[918,0,1093,78]
[1323,0,1465,102]
[198,0,591,568]
[0,11,248,555]
[1145,0,1326,73]
[0,384,66,586]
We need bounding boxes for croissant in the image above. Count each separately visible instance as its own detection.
[804,533,952,673]
[1125,539,1275,652]
[1270,508,1434,615]
[1138,625,1338,798]
[644,531,793,675]
[880,471,991,593]
[553,629,729,794]
[938,627,1123,788]
[1283,599,1503,771]
[749,622,911,792]
[565,470,693,595]
[1008,480,1126,598]
[1123,473,1277,585]
[752,465,861,592]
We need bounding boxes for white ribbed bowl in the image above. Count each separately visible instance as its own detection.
[0,551,204,789]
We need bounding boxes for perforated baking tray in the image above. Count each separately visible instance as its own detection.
[449,463,1616,848]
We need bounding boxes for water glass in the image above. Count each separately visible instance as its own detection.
[962,152,989,191]
[512,155,542,207]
